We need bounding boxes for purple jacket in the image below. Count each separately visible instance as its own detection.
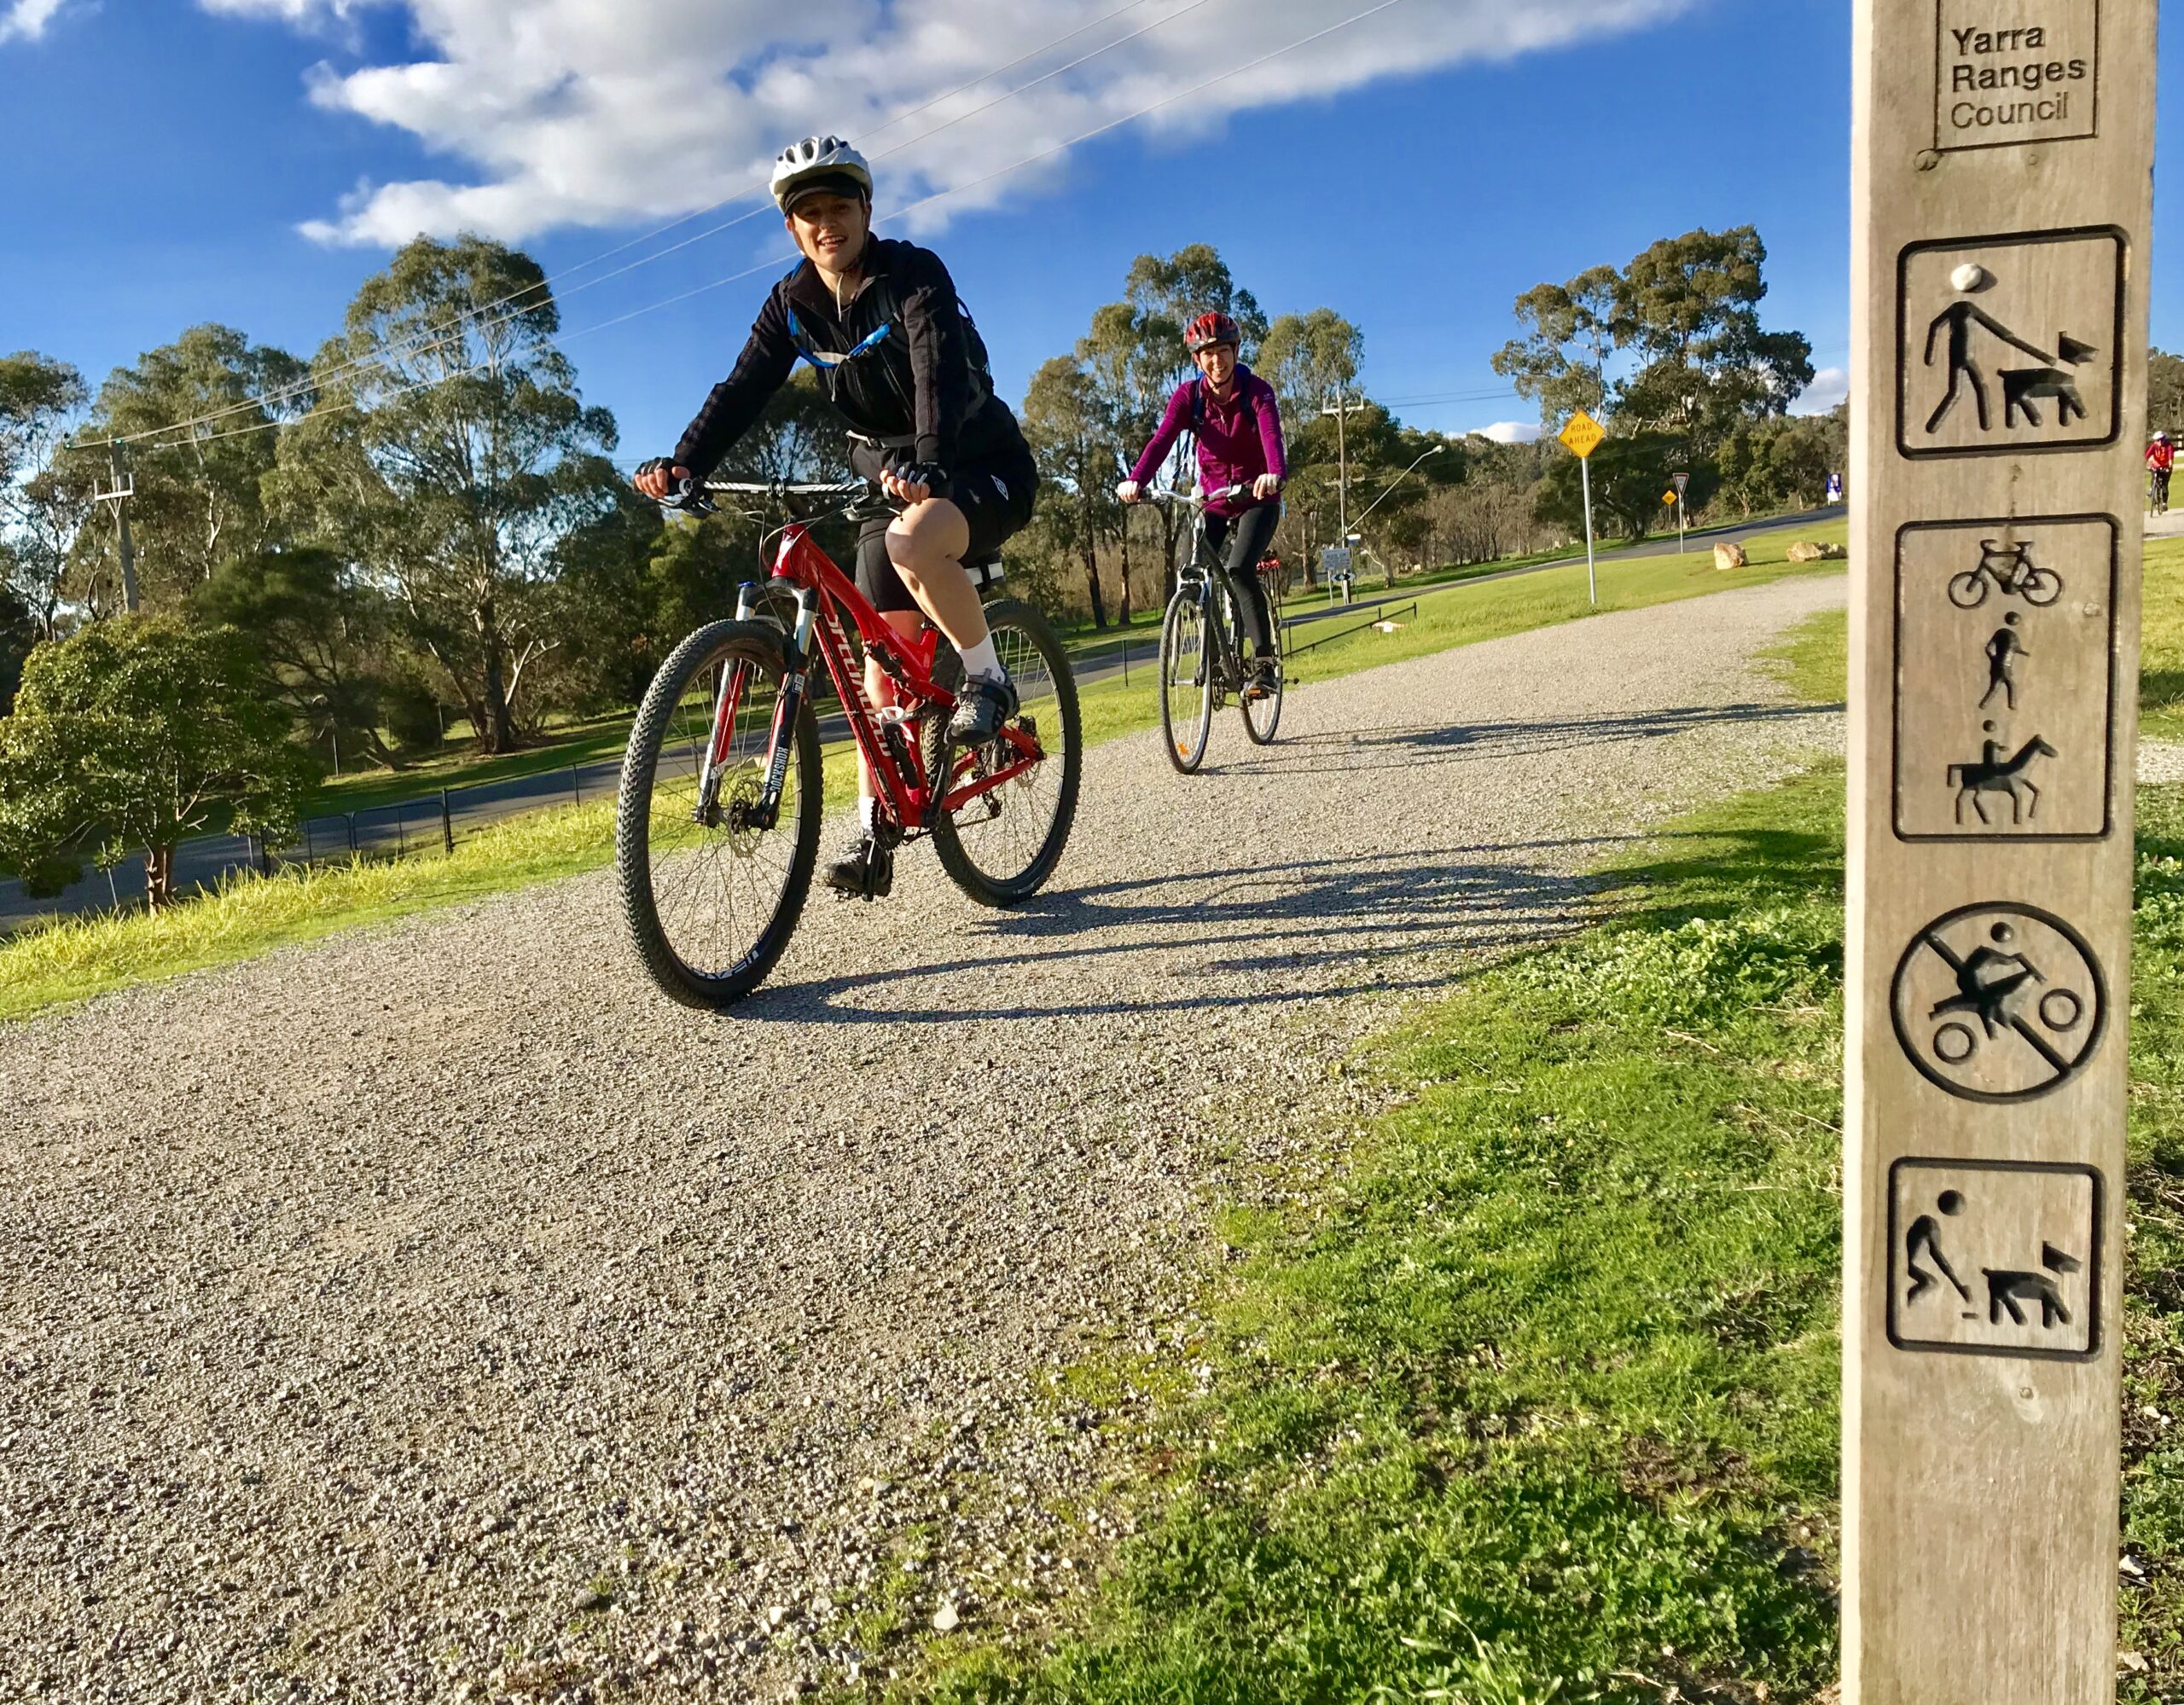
[1129,367,1287,517]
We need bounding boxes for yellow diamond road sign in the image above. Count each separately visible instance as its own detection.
[1663,490,1679,505]
[1558,409,1605,460]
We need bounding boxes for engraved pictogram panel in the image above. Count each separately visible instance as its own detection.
[1933,0,2100,154]
[1896,227,2125,458]
[1891,902,2106,1101]
[1893,515,2117,840]
[1886,1157,2101,1360]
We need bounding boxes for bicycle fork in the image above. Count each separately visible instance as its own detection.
[696,586,816,832]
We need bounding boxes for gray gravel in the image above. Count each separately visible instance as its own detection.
[0,573,1847,1702]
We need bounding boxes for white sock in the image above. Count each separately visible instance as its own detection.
[957,635,1002,681]
[859,795,878,831]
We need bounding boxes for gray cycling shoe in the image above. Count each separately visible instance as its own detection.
[1244,656,1280,699]
[823,830,894,901]
[947,672,1018,746]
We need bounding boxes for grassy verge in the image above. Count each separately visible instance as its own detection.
[903,769,2184,1702]
[1,529,1843,1022]
[309,709,637,818]
[2144,536,2184,742]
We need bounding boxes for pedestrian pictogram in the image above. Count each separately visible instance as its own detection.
[1891,902,2105,1099]
[1979,612,2026,710]
[1896,228,2125,458]
[1892,516,2117,842]
[1886,1158,2101,1359]
[1557,410,1605,460]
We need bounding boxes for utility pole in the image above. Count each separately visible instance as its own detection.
[90,447,139,614]
[1321,388,1371,603]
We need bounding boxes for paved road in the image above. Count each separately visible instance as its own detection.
[0,573,1850,1700]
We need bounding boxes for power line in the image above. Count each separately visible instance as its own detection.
[70,0,1228,455]
[111,0,1419,461]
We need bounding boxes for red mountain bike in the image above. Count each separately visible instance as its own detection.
[614,478,1082,1009]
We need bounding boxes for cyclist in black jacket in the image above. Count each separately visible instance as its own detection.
[634,136,1041,899]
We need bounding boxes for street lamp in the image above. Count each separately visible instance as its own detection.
[1347,444,1449,583]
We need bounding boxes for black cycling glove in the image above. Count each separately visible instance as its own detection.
[891,461,952,501]
[636,456,704,509]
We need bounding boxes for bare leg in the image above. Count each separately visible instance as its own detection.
[886,497,990,652]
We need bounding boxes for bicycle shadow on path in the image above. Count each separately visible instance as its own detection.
[1199,700,1842,780]
[734,840,1632,1027]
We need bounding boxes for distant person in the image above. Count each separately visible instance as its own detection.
[1825,471,1844,505]
[1115,312,1287,698]
[2149,429,2175,514]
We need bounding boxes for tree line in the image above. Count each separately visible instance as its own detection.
[0,225,1841,906]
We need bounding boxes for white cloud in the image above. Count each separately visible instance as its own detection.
[1474,420,1542,444]
[0,0,72,43]
[203,0,1703,246]
[1792,366,1849,415]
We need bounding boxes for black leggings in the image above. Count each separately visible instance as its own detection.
[1200,502,1280,656]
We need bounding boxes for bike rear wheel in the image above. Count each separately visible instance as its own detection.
[615,621,822,1008]
[1947,571,1989,609]
[1159,587,1215,774]
[929,598,1082,907]
[1240,599,1284,745]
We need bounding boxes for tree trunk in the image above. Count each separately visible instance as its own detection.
[1116,525,1133,627]
[144,844,175,913]
[1077,514,1108,630]
[474,600,517,754]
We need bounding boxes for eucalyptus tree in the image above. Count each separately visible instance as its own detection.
[270,236,619,753]
[1020,357,1118,629]
[89,325,310,611]
[0,352,91,639]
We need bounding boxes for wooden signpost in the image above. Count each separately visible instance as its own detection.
[1846,2,2157,1700]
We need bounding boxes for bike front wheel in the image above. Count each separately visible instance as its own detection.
[929,598,1082,907]
[2021,568,2062,606]
[615,621,822,1009]
[1159,589,1215,774]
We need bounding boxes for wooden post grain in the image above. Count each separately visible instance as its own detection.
[1847,3,2157,1700]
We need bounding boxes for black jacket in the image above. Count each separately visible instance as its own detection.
[673,237,1028,478]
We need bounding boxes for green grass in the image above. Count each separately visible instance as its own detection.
[900,768,2184,1703]
[0,801,622,1023]
[2143,536,2184,742]
[309,709,637,818]
[1,527,1844,1023]
[907,770,1852,1704]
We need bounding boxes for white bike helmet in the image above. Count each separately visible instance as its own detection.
[770,136,874,212]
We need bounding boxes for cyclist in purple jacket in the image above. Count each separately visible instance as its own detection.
[1117,311,1287,697]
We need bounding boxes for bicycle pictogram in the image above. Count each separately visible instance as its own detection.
[1947,536,2062,608]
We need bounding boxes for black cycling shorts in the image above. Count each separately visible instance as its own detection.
[852,444,1041,614]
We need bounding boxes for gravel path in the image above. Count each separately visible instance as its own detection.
[1,573,1846,1702]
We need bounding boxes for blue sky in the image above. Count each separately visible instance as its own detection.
[3,0,2178,462]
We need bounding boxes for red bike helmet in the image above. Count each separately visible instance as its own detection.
[1184,311,1240,355]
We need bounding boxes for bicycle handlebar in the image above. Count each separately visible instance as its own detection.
[1146,484,1249,507]
[667,474,884,519]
